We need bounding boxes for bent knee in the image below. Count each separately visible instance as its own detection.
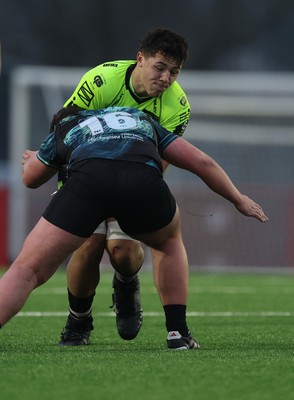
[107,239,143,255]
[106,240,144,271]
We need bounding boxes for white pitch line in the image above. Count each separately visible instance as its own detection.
[16,311,294,317]
[32,287,294,295]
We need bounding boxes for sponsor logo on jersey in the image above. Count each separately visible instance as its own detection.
[93,75,103,88]
[102,63,119,67]
[77,81,94,107]
[180,95,188,106]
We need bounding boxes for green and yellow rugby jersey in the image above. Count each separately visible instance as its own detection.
[64,60,190,136]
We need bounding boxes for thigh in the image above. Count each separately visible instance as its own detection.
[15,217,86,282]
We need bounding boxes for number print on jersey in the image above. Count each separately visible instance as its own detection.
[104,112,137,130]
[79,116,103,135]
[79,112,138,136]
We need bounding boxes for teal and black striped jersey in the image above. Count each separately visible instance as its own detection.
[38,107,179,172]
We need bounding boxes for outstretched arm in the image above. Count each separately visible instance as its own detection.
[22,150,58,189]
[162,137,268,223]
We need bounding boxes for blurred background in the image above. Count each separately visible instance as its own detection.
[0,0,294,271]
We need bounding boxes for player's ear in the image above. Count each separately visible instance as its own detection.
[136,52,143,66]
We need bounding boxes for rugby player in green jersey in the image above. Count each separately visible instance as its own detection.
[58,28,194,347]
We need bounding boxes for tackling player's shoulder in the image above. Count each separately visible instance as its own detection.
[160,81,191,136]
[64,60,136,109]
[162,80,190,110]
[84,60,135,87]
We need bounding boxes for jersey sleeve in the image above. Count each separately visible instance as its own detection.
[63,65,105,109]
[37,133,61,168]
[152,120,179,155]
[63,61,133,111]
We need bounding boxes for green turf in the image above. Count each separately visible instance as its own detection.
[0,269,294,400]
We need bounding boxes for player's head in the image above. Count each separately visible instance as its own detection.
[139,28,188,66]
[49,105,82,131]
[133,29,188,98]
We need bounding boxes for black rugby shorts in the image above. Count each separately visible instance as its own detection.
[43,159,176,237]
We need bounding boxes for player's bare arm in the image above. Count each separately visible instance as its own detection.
[162,137,268,223]
[22,150,57,188]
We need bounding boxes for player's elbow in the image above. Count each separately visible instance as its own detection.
[22,175,41,189]
[22,163,57,188]
[22,169,44,188]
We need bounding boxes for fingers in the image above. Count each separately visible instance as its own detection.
[250,200,269,223]
[22,150,37,165]
[22,151,30,166]
[235,195,269,223]
[255,208,269,223]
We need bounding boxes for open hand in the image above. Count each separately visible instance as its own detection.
[234,195,268,222]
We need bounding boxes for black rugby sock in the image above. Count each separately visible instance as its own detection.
[68,289,95,320]
[115,271,137,283]
[163,304,189,337]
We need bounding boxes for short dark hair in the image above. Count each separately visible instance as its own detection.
[139,28,188,66]
[50,105,82,131]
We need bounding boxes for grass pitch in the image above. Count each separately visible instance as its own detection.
[0,269,294,400]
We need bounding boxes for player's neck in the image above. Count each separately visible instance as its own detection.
[130,69,149,99]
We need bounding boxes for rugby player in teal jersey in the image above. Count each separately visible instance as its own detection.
[8,105,267,351]
[58,28,194,347]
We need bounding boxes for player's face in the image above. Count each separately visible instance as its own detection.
[136,52,182,97]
